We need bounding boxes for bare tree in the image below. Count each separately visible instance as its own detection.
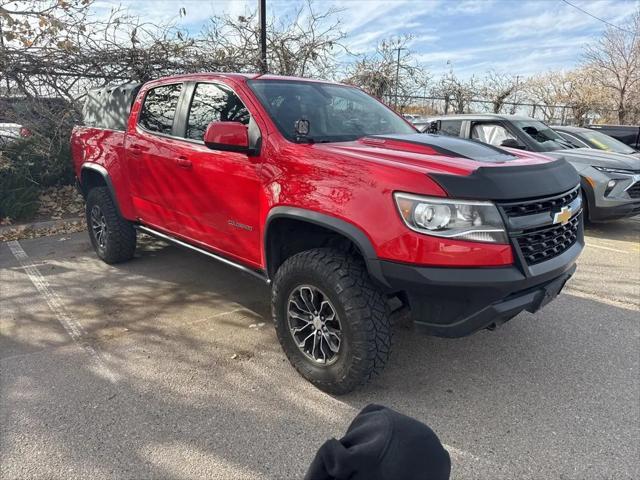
[582,8,639,124]
[202,0,347,77]
[559,68,607,125]
[342,36,429,108]
[478,71,518,113]
[522,72,566,122]
[431,68,477,114]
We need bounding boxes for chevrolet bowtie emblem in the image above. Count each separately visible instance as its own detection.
[553,206,572,225]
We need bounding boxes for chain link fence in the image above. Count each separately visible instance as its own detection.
[385,94,640,126]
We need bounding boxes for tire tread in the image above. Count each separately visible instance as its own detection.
[86,187,136,264]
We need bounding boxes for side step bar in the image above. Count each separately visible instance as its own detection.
[137,225,269,283]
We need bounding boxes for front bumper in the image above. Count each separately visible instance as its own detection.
[582,169,640,221]
[377,235,582,338]
[589,199,640,221]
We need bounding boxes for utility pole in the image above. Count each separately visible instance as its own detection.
[259,0,268,73]
[510,75,520,114]
[394,45,406,109]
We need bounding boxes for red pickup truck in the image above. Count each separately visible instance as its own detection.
[71,73,583,393]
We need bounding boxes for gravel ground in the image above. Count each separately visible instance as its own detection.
[0,218,638,479]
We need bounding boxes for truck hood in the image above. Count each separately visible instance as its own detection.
[311,134,578,200]
[312,133,552,176]
[546,148,640,171]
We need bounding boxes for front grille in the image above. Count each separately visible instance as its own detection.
[514,214,581,265]
[627,182,640,199]
[501,187,579,217]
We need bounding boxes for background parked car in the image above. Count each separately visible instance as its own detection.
[0,123,31,147]
[402,113,428,130]
[553,125,640,157]
[424,114,640,222]
[586,124,640,151]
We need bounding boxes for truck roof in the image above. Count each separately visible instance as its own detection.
[81,73,346,129]
[144,72,343,86]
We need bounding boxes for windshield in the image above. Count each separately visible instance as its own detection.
[248,80,416,143]
[581,130,636,154]
[514,120,574,151]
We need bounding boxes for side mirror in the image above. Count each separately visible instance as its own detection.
[203,121,249,153]
[500,138,525,149]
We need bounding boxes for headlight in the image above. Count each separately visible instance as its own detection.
[394,193,508,243]
[593,166,636,175]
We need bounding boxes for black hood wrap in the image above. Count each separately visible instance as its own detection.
[430,158,579,201]
[370,133,518,163]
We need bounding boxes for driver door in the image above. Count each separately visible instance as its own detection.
[170,81,263,267]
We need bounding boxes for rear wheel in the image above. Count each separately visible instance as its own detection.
[272,248,392,394]
[86,187,136,264]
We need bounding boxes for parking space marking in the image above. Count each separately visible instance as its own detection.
[563,288,639,311]
[7,240,118,383]
[585,242,635,254]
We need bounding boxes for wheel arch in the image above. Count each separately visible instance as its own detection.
[79,163,122,216]
[264,207,389,288]
[579,175,595,222]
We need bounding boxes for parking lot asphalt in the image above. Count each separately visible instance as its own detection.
[1,218,638,480]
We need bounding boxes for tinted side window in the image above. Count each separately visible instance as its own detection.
[440,120,463,137]
[138,84,182,135]
[186,83,250,140]
[558,132,586,148]
[471,123,516,146]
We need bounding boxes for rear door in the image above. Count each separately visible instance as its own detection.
[127,82,185,232]
[168,81,263,267]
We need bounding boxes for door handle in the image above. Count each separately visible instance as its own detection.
[176,156,192,169]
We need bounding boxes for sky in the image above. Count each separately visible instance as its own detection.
[91,0,639,78]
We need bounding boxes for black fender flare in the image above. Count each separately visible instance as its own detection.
[579,176,594,222]
[264,207,390,288]
[80,163,122,216]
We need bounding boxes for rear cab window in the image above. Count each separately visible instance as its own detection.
[138,84,182,135]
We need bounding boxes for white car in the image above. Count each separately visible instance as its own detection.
[0,123,31,146]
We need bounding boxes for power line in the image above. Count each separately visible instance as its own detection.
[560,0,634,34]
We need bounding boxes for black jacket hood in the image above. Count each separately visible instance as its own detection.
[305,404,451,480]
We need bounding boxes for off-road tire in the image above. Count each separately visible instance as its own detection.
[86,187,136,264]
[272,248,392,394]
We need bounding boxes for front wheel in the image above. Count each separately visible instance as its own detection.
[271,248,392,394]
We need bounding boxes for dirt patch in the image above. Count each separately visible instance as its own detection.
[1,185,86,242]
[36,185,85,220]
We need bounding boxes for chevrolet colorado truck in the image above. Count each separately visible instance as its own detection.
[71,74,583,394]
[425,114,640,222]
